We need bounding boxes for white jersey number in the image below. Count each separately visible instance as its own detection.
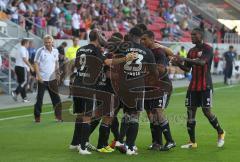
[124,54,143,72]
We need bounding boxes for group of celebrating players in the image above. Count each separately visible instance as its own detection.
[67,24,225,155]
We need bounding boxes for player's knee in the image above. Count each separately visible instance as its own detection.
[202,108,213,119]
[122,112,139,124]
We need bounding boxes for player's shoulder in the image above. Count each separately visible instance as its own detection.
[203,43,213,51]
[36,46,45,55]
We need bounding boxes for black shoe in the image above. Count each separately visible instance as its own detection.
[159,142,176,151]
[116,144,127,154]
[148,143,162,150]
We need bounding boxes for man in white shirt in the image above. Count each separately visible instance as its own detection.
[34,35,62,123]
[12,39,34,102]
[71,10,81,37]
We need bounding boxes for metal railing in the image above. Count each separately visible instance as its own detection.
[224,33,240,44]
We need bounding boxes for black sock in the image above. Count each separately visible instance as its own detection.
[150,123,156,144]
[187,120,196,143]
[156,125,163,145]
[90,118,101,135]
[160,120,174,143]
[209,116,224,134]
[80,123,90,150]
[71,118,82,145]
[111,117,120,141]
[97,123,110,149]
[126,122,139,151]
[119,118,128,143]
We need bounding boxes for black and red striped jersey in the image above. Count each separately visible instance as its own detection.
[185,43,213,91]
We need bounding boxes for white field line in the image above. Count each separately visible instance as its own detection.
[0,84,239,122]
[0,111,53,121]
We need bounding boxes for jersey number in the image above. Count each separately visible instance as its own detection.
[79,54,86,71]
[124,54,143,72]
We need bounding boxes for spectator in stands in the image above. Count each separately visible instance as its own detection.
[223,45,237,85]
[34,10,45,37]
[213,47,220,75]
[9,0,19,24]
[72,9,81,37]
[47,4,59,38]
[208,25,218,43]
[171,21,182,38]
[24,10,33,33]
[220,25,227,43]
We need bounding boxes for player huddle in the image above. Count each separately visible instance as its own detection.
[67,24,225,155]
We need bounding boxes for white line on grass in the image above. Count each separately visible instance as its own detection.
[0,111,53,121]
[0,84,239,122]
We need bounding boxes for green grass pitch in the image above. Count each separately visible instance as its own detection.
[0,83,239,162]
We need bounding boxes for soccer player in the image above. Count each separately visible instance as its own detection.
[141,30,176,151]
[136,24,176,150]
[173,28,225,148]
[116,27,158,155]
[70,30,137,155]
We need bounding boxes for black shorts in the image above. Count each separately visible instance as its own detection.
[73,96,97,116]
[185,90,213,108]
[144,93,171,111]
[123,99,144,113]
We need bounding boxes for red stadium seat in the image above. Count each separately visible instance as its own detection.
[147,24,160,32]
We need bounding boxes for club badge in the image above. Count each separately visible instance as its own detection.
[197,51,202,57]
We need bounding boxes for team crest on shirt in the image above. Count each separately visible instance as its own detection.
[197,51,202,57]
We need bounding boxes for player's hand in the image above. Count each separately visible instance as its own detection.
[126,52,138,61]
[170,55,183,66]
[30,66,35,72]
[37,76,43,83]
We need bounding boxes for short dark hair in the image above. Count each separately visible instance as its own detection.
[89,30,98,41]
[124,34,130,41]
[112,32,123,40]
[62,41,67,47]
[193,28,204,38]
[229,45,234,49]
[142,30,155,39]
[129,27,142,37]
[21,39,29,45]
[135,23,147,32]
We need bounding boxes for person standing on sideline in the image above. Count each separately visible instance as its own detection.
[12,39,34,102]
[223,45,237,85]
[213,47,220,75]
[178,46,187,58]
[34,35,62,123]
[57,41,67,85]
[65,37,80,97]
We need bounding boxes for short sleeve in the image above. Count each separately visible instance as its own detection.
[34,47,43,63]
[55,49,59,61]
[21,48,27,58]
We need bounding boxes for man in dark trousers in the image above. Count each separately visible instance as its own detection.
[12,39,34,102]
[223,45,237,85]
[34,35,62,123]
